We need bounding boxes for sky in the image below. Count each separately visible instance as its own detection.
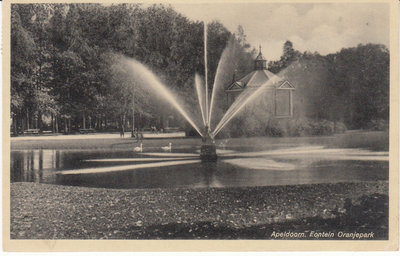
[171,2,390,61]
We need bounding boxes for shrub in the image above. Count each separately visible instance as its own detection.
[367,119,388,131]
[227,119,246,138]
[264,119,283,137]
[286,118,312,136]
[334,122,347,134]
[224,117,344,138]
[309,119,335,136]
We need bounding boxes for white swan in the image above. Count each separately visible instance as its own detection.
[161,143,172,152]
[134,143,143,152]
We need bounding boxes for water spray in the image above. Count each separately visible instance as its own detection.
[195,73,207,126]
[200,22,217,161]
[123,57,204,138]
[123,22,290,162]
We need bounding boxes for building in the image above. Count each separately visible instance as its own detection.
[225,46,295,118]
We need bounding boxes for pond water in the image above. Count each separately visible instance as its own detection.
[11,142,388,189]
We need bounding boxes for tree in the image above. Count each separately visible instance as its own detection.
[11,5,37,132]
[269,40,301,73]
[13,3,388,135]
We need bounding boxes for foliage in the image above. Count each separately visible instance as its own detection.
[10,4,389,136]
[272,42,389,131]
[367,119,389,131]
[262,118,343,137]
[10,3,252,133]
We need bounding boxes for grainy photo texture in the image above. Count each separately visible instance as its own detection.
[5,0,398,251]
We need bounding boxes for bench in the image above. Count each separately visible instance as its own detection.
[23,129,40,135]
[79,128,96,134]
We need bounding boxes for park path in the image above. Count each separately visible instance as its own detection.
[11,132,186,141]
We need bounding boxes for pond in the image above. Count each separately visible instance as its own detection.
[11,141,388,189]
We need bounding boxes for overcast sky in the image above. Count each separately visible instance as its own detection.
[171,3,389,61]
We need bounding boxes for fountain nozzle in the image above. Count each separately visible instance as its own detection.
[202,125,213,142]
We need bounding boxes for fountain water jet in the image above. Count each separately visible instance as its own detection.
[204,23,210,126]
[208,40,235,129]
[212,72,284,137]
[122,22,288,161]
[195,73,207,126]
[122,57,204,138]
[199,22,217,161]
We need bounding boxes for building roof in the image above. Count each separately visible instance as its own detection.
[255,45,265,61]
[255,51,265,61]
[226,69,285,91]
[226,45,294,92]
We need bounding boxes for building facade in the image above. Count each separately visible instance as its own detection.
[225,46,295,118]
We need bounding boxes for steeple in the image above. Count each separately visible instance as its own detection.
[254,45,267,70]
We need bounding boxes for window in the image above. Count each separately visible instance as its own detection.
[275,89,292,117]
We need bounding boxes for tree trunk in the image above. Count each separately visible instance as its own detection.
[34,112,38,129]
[55,115,58,133]
[13,115,18,135]
[132,96,135,132]
[82,112,86,129]
[27,111,30,130]
[38,111,42,130]
[64,117,68,134]
[51,114,54,133]
[122,113,126,128]
[96,116,100,130]
[132,109,135,132]
[21,115,25,132]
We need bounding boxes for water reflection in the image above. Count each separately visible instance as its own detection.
[10,148,389,189]
[56,161,214,189]
[11,150,62,183]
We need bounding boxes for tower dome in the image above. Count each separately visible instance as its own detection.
[254,45,267,70]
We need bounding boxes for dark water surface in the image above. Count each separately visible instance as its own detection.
[11,144,388,189]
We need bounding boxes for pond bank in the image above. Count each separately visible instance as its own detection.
[11,181,388,239]
[10,130,388,151]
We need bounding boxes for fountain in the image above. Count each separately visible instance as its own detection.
[199,23,217,161]
[17,24,387,188]
[10,16,389,206]
[123,22,286,162]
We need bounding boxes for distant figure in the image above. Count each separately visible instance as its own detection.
[131,129,135,138]
[135,128,140,142]
[120,126,125,138]
[139,129,144,142]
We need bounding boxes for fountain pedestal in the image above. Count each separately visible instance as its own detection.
[200,144,217,161]
[200,126,217,161]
